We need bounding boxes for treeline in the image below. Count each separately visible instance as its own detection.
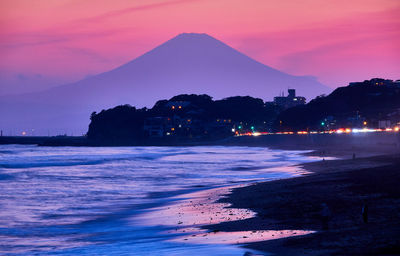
[276,81,400,131]
[87,94,283,144]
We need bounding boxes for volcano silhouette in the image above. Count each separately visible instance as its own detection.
[1,33,330,134]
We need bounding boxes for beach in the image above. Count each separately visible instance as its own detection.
[206,153,400,255]
[1,133,399,255]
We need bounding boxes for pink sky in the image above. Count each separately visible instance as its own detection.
[0,0,399,95]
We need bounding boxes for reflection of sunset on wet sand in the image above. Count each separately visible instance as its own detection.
[136,183,315,246]
[173,229,314,245]
[136,186,254,227]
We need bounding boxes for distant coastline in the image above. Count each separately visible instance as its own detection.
[1,132,399,155]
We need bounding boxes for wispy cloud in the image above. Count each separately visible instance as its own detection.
[76,0,202,24]
[1,0,202,50]
[0,29,129,49]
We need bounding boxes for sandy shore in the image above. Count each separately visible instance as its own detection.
[205,153,400,255]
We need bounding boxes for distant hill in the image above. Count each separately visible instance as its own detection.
[87,94,282,145]
[276,78,400,131]
[0,33,329,135]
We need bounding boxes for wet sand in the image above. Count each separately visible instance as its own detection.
[137,183,314,250]
[206,154,400,255]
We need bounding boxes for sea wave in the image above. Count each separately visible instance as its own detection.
[0,145,319,255]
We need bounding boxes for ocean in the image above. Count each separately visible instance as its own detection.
[0,145,320,255]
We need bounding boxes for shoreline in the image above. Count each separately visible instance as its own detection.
[1,132,399,150]
[136,154,316,255]
[205,153,400,255]
[2,134,399,254]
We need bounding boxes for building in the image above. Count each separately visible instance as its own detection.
[378,120,391,129]
[273,89,306,109]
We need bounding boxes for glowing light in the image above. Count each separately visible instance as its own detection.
[178,106,182,109]
[231,128,235,132]
[21,131,27,136]
[251,126,255,130]
[237,126,398,137]
[321,122,325,126]
[363,121,367,126]
[171,128,175,131]
[171,106,175,110]
[238,125,242,129]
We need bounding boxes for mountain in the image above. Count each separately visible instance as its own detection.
[0,33,330,135]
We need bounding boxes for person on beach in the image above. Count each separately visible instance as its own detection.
[362,204,368,223]
[320,203,331,230]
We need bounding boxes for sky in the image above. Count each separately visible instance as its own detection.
[0,0,399,95]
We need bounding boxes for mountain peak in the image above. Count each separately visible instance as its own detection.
[170,33,219,44]
[175,32,212,39]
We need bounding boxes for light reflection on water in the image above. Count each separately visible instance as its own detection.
[0,145,320,255]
